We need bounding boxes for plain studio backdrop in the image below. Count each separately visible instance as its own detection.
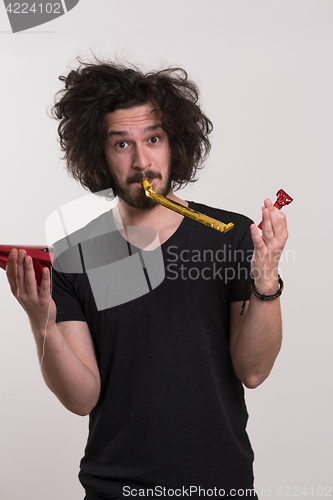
[0,1,332,499]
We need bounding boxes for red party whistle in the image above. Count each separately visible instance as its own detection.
[0,245,54,287]
[258,189,293,230]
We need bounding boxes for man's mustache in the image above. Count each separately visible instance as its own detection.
[126,171,162,185]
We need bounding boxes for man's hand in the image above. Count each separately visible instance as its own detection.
[250,198,289,294]
[6,248,56,332]
[6,248,100,415]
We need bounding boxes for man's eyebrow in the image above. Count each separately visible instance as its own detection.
[144,124,163,133]
[107,124,163,137]
[107,130,129,137]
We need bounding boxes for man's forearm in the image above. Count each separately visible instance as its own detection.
[31,322,101,416]
[231,281,282,389]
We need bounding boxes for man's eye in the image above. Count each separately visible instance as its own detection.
[149,136,159,144]
[116,141,127,149]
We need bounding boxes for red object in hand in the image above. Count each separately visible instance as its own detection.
[0,245,54,287]
[258,189,293,230]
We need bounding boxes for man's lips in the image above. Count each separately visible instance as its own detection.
[134,178,155,185]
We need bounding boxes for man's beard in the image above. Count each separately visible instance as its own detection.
[111,170,172,210]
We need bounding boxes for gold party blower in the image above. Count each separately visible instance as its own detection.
[142,180,234,234]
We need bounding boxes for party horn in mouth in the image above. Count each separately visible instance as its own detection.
[142,180,234,233]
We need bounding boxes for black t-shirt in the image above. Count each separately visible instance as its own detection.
[52,201,256,500]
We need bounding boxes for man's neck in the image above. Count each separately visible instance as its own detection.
[112,190,189,245]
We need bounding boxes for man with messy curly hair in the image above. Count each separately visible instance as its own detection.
[6,60,288,500]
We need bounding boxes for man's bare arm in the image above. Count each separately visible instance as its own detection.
[229,198,288,389]
[229,298,282,389]
[6,249,100,416]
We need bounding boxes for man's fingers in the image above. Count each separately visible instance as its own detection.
[250,224,265,250]
[261,202,275,244]
[24,256,39,300]
[16,249,28,297]
[16,250,39,302]
[6,248,18,295]
[6,250,55,329]
[263,199,288,246]
[39,267,51,302]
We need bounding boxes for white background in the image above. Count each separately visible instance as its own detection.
[0,1,332,499]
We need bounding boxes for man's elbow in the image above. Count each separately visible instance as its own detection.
[53,382,101,417]
[63,396,99,416]
[241,371,270,389]
[71,407,93,417]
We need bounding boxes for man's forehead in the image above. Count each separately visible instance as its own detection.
[105,103,162,131]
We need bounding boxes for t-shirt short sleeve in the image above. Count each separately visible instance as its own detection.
[51,267,87,323]
[228,221,254,303]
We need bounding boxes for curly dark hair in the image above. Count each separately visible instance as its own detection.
[52,59,213,194]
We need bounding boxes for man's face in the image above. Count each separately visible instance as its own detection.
[104,103,172,210]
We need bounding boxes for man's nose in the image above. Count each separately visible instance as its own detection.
[132,144,151,170]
